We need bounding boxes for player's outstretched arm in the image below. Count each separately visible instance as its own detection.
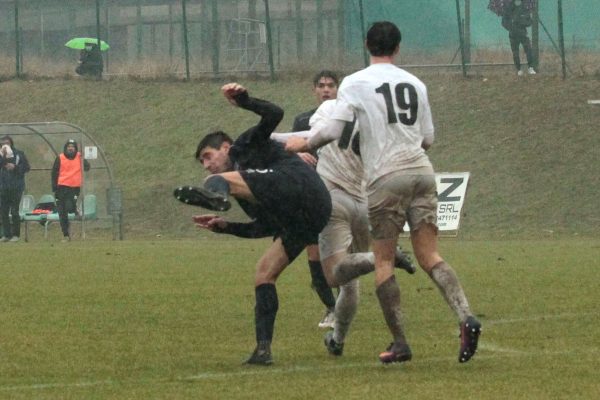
[195,214,275,238]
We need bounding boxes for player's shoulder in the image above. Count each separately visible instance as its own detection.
[316,99,337,114]
[292,108,317,131]
[294,108,316,121]
[309,100,337,127]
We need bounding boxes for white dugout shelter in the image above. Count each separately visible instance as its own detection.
[0,122,122,240]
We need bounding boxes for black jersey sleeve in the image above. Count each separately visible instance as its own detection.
[233,91,284,143]
[213,219,276,238]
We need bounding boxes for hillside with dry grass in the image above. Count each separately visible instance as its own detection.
[0,72,598,239]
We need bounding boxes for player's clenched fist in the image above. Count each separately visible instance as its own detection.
[221,82,247,106]
[285,136,310,153]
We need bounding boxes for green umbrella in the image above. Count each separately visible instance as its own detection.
[65,38,110,51]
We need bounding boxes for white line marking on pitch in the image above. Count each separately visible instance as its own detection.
[0,349,578,392]
[0,312,595,392]
[485,312,595,326]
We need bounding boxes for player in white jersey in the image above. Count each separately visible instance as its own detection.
[272,100,415,357]
[292,71,340,331]
[285,21,481,364]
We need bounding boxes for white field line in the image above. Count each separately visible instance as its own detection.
[484,312,596,326]
[0,349,587,393]
[0,312,595,392]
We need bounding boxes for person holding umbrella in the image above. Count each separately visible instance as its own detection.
[65,38,109,79]
[76,43,103,78]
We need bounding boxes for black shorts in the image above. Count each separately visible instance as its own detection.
[240,162,331,262]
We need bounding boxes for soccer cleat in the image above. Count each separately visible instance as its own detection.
[0,237,9,242]
[324,330,344,356]
[379,342,412,364]
[395,247,416,274]
[173,186,231,212]
[528,67,537,75]
[318,309,335,329]
[243,343,273,366]
[459,316,482,363]
[517,70,524,76]
[8,236,20,242]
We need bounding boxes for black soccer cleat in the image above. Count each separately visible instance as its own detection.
[459,316,482,363]
[173,186,231,212]
[243,344,273,366]
[324,330,344,356]
[378,342,412,364]
[395,247,417,274]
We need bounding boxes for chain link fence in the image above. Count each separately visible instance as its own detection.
[1,0,598,79]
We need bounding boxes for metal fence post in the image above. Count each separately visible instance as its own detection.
[211,0,220,77]
[136,0,143,60]
[182,0,190,80]
[316,0,323,59]
[455,0,467,77]
[168,3,174,63]
[532,0,539,68]
[14,0,20,77]
[105,3,110,72]
[337,0,345,65]
[557,0,566,79]
[95,0,102,72]
[295,0,303,61]
[464,0,471,63]
[358,0,368,68]
[264,0,275,81]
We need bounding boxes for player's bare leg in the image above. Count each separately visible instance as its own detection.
[372,238,412,364]
[411,223,481,363]
[321,251,358,356]
[323,278,358,356]
[245,238,289,366]
[326,248,414,287]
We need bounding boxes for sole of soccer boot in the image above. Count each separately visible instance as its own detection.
[173,186,231,211]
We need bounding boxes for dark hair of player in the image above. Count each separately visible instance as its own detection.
[366,21,402,57]
[312,70,339,87]
[195,131,233,159]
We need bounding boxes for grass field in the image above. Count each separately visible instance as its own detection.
[0,68,599,398]
[1,238,598,399]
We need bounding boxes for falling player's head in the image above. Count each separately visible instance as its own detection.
[366,21,401,57]
[196,131,234,174]
[312,70,339,104]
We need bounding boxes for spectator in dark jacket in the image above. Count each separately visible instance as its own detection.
[502,0,536,75]
[51,139,90,242]
[75,43,103,78]
[0,135,30,242]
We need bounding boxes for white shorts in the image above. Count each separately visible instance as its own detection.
[368,171,438,240]
[319,188,370,259]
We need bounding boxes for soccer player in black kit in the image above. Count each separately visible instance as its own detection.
[175,83,332,365]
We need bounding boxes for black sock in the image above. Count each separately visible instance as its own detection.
[204,175,230,197]
[255,283,278,343]
[309,260,336,309]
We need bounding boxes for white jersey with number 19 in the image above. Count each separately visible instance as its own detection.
[331,63,435,185]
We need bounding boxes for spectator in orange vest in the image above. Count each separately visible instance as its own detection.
[0,135,30,242]
[51,139,90,242]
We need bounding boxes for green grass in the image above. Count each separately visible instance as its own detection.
[1,238,598,399]
[0,74,599,239]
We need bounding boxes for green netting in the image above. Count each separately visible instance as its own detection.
[0,0,598,77]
